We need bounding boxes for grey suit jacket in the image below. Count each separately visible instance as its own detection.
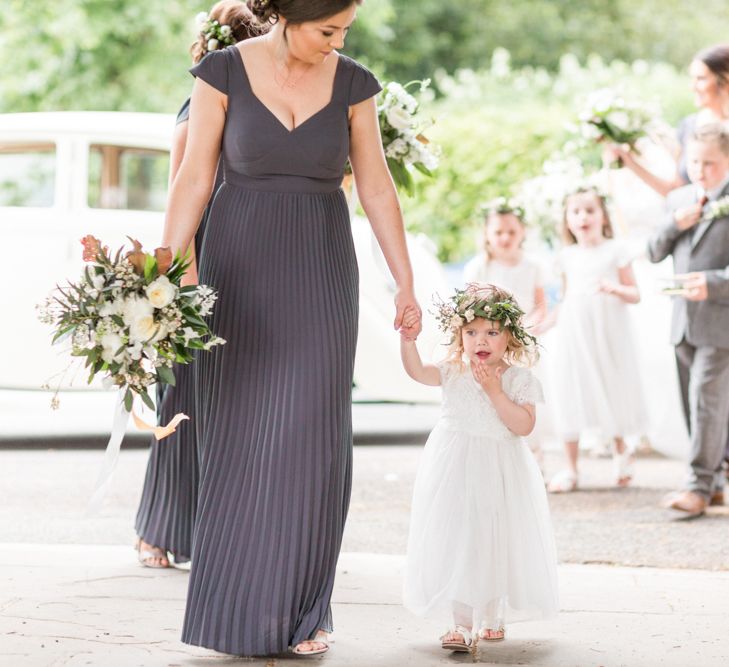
[647,181,729,348]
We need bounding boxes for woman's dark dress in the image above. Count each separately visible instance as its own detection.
[134,98,213,563]
[181,46,380,655]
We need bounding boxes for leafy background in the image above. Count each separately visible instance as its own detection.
[3,0,729,259]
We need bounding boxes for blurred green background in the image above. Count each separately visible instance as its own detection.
[3,0,729,259]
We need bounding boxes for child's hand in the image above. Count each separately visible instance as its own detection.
[598,279,622,297]
[674,202,704,231]
[471,361,504,396]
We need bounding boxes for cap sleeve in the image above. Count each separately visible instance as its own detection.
[189,49,229,95]
[348,60,381,106]
[507,368,544,405]
[176,97,191,125]
[436,359,457,385]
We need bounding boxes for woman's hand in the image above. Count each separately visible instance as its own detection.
[394,288,422,341]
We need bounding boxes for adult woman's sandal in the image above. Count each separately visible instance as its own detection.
[440,625,473,652]
[292,630,329,656]
[135,538,170,569]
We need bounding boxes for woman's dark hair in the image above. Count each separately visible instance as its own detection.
[191,1,266,64]
[695,44,729,86]
[247,0,362,26]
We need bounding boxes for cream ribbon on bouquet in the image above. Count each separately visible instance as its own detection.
[86,388,189,514]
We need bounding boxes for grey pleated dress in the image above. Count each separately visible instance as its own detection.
[181,46,381,656]
[134,98,214,563]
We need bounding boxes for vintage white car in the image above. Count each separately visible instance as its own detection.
[0,112,445,438]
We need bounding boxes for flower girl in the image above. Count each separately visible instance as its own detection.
[463,198,546,329]
[547,186,646,493]
[401,284,558,652]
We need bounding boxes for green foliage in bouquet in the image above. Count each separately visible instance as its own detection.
[37,235,225,412]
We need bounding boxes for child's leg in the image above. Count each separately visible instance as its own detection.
[452,601,473,630]
[613,436,634,487]
[548,439,579,492]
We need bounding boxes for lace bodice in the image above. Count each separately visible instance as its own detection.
[437,362,543,440]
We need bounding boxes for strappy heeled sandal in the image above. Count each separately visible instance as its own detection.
[478,626,506,642]
[292,630,329,656]
[135,538,170,569]
[613,448,634,487]
[440,625,473,652]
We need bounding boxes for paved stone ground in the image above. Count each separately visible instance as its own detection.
[0,446,727,570]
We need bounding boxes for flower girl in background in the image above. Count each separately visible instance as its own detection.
[401,284,558,653]
[546,187,646,493]
[463,199,547,329]
[463,199,548,468]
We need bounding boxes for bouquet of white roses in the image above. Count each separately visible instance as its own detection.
[378,80,439,196]
[575,88,657,167]
[38,235,224,413]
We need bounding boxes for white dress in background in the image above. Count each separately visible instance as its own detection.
[462,254,542,314]
[548,240,646,441]
[403,362,559,630]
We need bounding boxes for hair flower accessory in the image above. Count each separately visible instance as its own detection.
[433,283,536,348]
[480,196,525,220]
[196,13,237,54]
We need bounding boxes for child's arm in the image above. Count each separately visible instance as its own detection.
[472,364,536,436]
[599,264,640,304]
[400,339,441,386]
[525,286,547,330]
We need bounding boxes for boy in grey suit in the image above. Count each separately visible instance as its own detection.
[647,123,729,515]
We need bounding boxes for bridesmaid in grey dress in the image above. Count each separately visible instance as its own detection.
[135,0,264,568]
[161,0,422,657]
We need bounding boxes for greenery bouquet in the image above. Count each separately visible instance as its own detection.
[38,235,224,412]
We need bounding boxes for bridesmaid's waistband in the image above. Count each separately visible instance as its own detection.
[223,171,343,195]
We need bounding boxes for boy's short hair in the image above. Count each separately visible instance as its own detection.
[689,122,729,157]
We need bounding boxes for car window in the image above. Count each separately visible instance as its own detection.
[0,143,55,207]
[88,144,169,212]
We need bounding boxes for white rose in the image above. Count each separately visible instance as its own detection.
[129,313,159,344]
[385,106,412,131]
[207,38,219,52]
[220,24,232,37]
[145,276,177,309]
[195,12,208,28]
[465,308,475,323]
[100,333,125,363]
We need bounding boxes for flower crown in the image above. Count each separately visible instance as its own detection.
[434,284,537,348]
[480,196,525,221]
[195,12,237,54]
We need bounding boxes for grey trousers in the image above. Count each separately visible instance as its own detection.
[675,340,729,499]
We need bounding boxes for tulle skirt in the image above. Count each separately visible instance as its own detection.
[403,423,559,629]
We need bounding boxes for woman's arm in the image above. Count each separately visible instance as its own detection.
[168,119,199,285]
[349,97,421,338]
[604,144,686,197]
[400,339,440,386]
[162,79,226,255]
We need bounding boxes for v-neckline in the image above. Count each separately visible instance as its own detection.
[232,45,342,134]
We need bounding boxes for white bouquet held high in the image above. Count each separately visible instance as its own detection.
[575,88,657,167]
[38,235,225,412]
[378,80,439,195]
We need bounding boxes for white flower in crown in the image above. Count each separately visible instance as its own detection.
[207,38,220,52]
[195,12,208,28]
[464,308,475,323]
[220,24,232,37]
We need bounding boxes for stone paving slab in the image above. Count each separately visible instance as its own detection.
[2,545,729,667]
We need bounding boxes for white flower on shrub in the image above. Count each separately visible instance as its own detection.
[385,105,412,131]
[145,276,177,309]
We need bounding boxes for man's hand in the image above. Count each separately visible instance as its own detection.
[675,272,709,301]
